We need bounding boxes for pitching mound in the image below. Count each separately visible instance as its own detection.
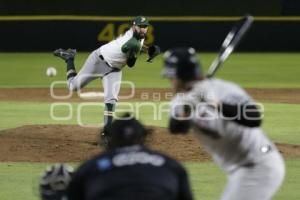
[0,125,299,162]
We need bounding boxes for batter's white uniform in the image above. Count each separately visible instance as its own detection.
[68,29,144,103]
[170,78,285,200]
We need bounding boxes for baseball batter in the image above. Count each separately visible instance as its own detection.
[162,47,285,200]
[53,16,160,147]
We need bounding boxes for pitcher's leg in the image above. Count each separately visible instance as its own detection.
[54,49,109,91]
[101,70,122,137]
[53,48,78,81]
[67,51,103,91]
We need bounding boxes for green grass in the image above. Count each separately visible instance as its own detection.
[0,53,299,88]
[0,101,168,130]
[0,52,299,199]
[263,104,300,144]
[0,159,299,200]
[0,101,299,144]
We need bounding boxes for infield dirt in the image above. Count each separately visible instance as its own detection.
[0,88,299,162]
[0,125,299,162]
[1,88,300,103]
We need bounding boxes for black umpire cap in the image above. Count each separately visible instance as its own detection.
[162,47,202,82]
[107,113,148,149]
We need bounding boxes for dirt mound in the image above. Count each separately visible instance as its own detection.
[0,125,299,162]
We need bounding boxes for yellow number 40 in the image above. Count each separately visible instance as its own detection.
[97,23,154,45]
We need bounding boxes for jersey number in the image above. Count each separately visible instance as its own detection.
[97,23,154,45]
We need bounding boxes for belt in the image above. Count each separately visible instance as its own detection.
[99,55,112,67]
[99,55,121,76]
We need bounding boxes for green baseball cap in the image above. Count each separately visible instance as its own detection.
[132,16,150,26]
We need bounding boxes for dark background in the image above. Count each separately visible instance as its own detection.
[1,0,298,16]
[1,0,300,52]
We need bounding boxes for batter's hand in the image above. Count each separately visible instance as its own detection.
[147,45,161,62]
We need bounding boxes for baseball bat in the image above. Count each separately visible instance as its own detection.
[206,15,254,78]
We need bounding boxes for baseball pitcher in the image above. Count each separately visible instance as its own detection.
[53,16,160,148]
[162,47,285,200]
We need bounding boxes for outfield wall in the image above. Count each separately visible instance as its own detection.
[1,16,300,52]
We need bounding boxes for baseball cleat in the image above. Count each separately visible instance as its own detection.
[53,48,77,61]
[99,132,110,150]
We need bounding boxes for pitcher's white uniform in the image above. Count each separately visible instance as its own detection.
[170,78,285,200]
[68,29,144,103]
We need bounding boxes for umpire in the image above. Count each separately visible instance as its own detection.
[40,113,194,200]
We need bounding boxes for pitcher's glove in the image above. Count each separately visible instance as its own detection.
[147,45,161,62]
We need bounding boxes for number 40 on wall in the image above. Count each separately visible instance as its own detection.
[97,23,154,44]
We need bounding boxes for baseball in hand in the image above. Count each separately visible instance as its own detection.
[46,67,57,77]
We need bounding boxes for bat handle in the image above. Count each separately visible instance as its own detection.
[206,58,220,78]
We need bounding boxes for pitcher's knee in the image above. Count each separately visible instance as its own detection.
[67,82,78,91]
[104,98,118,104]
[67,78,82,91]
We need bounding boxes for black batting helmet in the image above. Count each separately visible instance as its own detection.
[162,47,202,82]
[107,113,148,149]
[39,164,74,200]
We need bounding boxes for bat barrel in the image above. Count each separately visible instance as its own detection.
[206,14,253,78]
